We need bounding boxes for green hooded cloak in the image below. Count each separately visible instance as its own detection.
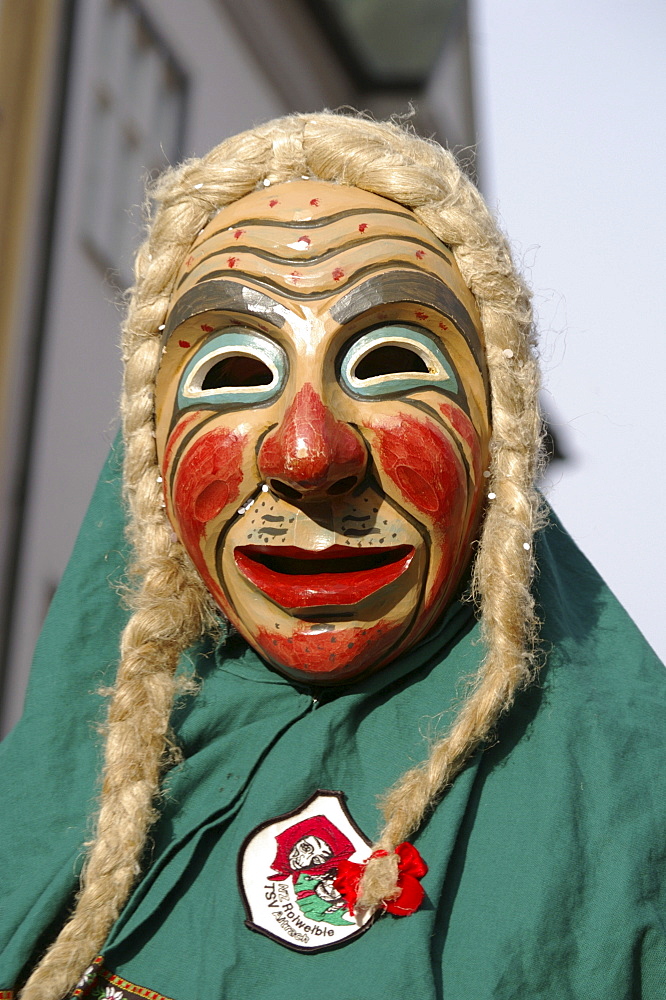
[1,444,664,999]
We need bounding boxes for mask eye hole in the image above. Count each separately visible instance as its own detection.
[177,328,286,410]
[354,345,430,380]
[202,355,273,390]
[339,325,458,398]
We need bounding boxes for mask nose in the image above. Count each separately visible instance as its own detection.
[257,383,367,502]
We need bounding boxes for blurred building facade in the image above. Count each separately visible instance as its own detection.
[0,0,475,732]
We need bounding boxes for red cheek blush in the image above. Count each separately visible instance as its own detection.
[439,401,482,482]
[162,412,200,477]
[439,401,479,457]
[370,415,466,528]
[172,427,246,552]
[391,466,439,515]
[194,480,230,522]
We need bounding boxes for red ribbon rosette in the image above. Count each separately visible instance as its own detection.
[333,841,428,916]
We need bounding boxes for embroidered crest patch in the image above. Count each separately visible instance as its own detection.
[238,790,374,952]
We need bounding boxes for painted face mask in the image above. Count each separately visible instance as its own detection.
[155,181,490,683]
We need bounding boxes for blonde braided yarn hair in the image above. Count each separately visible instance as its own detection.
[20,112,543,1000]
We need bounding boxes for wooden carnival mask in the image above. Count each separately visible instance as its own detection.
[155,181,490,683]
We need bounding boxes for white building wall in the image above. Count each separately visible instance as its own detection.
[470,0,666,661]
[2,0,288,732]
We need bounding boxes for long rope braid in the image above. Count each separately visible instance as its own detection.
[20,112,543,999]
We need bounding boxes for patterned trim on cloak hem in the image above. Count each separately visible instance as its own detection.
[68,957,176,1000]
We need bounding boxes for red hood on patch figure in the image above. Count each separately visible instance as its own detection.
[269,816,355,881]
[5,113,665,1000]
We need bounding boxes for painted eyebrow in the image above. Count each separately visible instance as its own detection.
[330,270,485,374]
[161,279,285,347]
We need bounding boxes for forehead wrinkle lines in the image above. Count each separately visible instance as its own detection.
[203,206,420,234]
[331,270,486,374]
[181,235,454,289]
[162,280,286,347]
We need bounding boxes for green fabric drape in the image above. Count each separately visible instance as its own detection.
[1,443,664,999]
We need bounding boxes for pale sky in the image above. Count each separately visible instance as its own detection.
[470,0,666,660]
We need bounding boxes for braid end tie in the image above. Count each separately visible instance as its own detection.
[334,842,428,917]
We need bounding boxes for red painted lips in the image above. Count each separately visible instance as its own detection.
[234,544,414,609]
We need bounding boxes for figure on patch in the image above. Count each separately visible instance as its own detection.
[3,111,664,1000]
[268,816,355,925]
